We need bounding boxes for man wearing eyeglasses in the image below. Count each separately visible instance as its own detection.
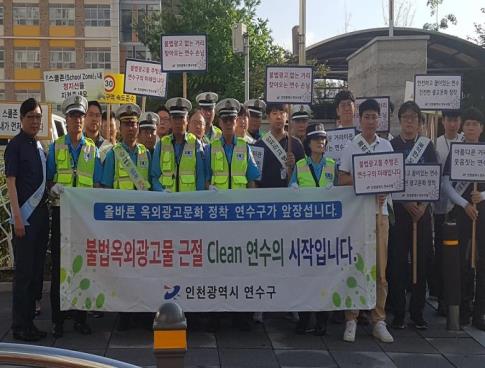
[84,101,104,148]
[5,98,50,342]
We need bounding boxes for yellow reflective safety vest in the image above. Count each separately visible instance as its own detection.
[211,137,248,190]
[203,125,222,144]
[159,133,197,192]
[296,157,335,188]
[54,135,96,187]
[113,143,150,190]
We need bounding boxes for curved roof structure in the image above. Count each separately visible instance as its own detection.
[306,27,485,80]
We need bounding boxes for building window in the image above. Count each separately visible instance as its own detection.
[85,49,111,69]
[16,91,41,102]
[120,6,158,43]
[0,6,4,26]
[85,5,111,27]
[49,4,75,26]
[14,49,40,69]
[13,5,40,25]
[50,49,75,69]
[0,91,5,101]
[0,49,4,68]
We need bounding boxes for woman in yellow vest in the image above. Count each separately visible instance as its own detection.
[289,123,335,336]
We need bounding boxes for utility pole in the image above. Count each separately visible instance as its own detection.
[243,31,249,102]
[389,0,394,37]
[298,0,306,65]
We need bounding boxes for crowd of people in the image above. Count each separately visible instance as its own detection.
[4,89,485,346]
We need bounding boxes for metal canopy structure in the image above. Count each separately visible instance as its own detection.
[307,27,485,80]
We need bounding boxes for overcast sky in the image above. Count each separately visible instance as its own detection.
[255,0,483,50]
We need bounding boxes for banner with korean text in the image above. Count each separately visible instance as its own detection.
[60,187,376,312]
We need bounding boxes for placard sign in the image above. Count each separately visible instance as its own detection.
[0,103,51,139]
[161,34,207,72]
[99,73,136,104]
[251,146,265,181]
[44,69,105,103]
[352,152,405,195]
[414,74,462,111]
[124,59,168,98]
[392,164,441,202]
[325,128,355,165]
[450,142,485,182]
[265,66,313,104]
[353,96,390,133]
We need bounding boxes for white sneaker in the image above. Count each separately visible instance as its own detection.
[343,320,357,342]
[253,312,264,323]
[373,321,394,343]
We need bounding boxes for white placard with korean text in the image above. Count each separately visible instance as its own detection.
[392,164,441,202]
[265,66,313,104]
[161,34,207,72]
[251,146,265,181]
[353,96,390,133]
[44,69,105,103]
[0,103,51,140]
[352,152,405,195]
[414,74,462,111]
[326,128,356,165]
[124,59,168,98]
[60,187,376,312]
[450,142,485,182]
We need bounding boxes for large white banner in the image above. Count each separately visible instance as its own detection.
[60,187,376,312]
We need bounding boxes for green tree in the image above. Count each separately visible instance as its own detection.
[423,0,457,31]
[469,7,485,46]
[140,0,289,103]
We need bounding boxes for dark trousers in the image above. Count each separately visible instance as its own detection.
[12,204,49,331]
[455,203,485,315]
[298,311,329,328]
[50,207,87,325]
[388,204,433,319]
[431,214,446,300]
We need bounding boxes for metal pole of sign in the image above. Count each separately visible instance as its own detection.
[472,182,478,268]
[182,73,187,99]
[243,32,250,102]
[299,0,306,65]
[141,96,147,113]
[106,104,111,143]
[389,0,394,37]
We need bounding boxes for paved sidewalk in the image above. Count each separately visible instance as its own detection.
[1,292,485,367]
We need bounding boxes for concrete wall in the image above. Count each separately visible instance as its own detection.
[347,36,428,135]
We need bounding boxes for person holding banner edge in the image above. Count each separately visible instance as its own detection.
[388,101,437,330]
[47,95,103,338]
[442,107,485,329]
[338,99,394,343]
[289,123,335,335]
[5,98,50,342]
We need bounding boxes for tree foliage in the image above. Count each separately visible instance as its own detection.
[139,0,289,103]
[469,7,485,47]
[423,0,457,31]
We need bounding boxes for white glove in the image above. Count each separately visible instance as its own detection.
[50,184,64,197]
[290,183,299,191]
[209,185,218,192]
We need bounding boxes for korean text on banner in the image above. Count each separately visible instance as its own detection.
[0,103,51,140]
[60,187,376,312]
[99,73,136,105]
[353,97,390,133]
[265,66,313,104]
[450,142,485,182]
[326,128,356,165]
[44,69,104,103]
[161,34,207,72]
[414,74,462,111]
[352,152,405,195]
[392,164,441,202]
[124,59,168,98]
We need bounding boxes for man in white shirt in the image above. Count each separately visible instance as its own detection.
[339,99,394,344]
[432,110,463,313]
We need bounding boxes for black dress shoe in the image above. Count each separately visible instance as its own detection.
[314,324,327,336]
[74,321,92,335]
[472,314,485,331]
[52,323,64,338]
[13,328,42,342]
